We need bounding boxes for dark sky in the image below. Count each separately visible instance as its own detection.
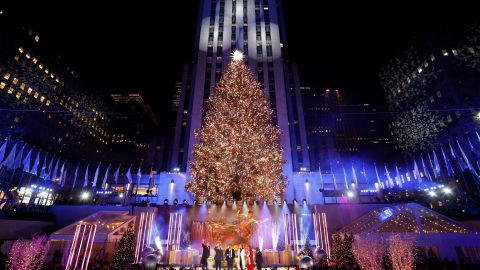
[1,0,479,134]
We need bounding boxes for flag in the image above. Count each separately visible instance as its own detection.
[83,164,90,188]
[362,162,369,187]
[60,167,67,187]
[330,162,337,190]
[395,163,402,187]
[58,162,65,184]
[45,156,54,180]
[113,165,120,185]
[427,152,437,179]
[50,158,60,181]
[457,140,478,177]
[137,166,142,187]
[13,144,25,169]
[40,153,49,179]
[101,164,111,190]
[385,164,394,187]
[413,160,419,180]
[72,163,80,191]
[421,157,432,182]
[22,147,33,173]
[351,163,358,185]
[441,146,454,176]
[0,140,7,164]
[432,150,441,177]
[341,163,348,189]
[2,143,17,169]
[125,165,133,184]
[374,163,381,185]
[30,150,41,175]
[92,163,101,188]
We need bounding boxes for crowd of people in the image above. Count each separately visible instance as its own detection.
[201,240,264,270]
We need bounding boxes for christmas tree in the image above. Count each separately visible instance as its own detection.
[187,51,286,201]
[7,234,50,270]
[111,227,135,269]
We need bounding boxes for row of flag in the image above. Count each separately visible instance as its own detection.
[0,140,156,191]
[318,132,480,191]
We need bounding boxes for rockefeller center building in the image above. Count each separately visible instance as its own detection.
[169,0,310,175]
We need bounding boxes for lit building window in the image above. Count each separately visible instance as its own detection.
[26,53,31,59]
[3,73,11,80]
[7,87,13,94]
[46,100,51,106]
[20,83,25,90]
[34,92,39,99]
[45,69,49,74]
[442,50,448,56]
[32,58,38,64]
[452,49,458,56]
[14,55,20,61]
[40,96,45,102]
[27,87,33,94]
[12,78,18,85]
[0,82,5,89]
[39,64,43,69]
[18,47,24,53]
[34,35,40,42]
[15,92,21,99]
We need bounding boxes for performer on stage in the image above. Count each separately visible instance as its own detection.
[225,245,235,270]
[255,249,263,270]
[201,240,211,270]
[237,245,246,270]
[214,246,224,270]
[247,247,254,270]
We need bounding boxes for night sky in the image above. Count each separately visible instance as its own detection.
[1,0,479,135]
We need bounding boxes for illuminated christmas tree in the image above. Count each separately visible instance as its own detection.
[7,234,50,270]
[186,51,286,202]
[111,227,135,269]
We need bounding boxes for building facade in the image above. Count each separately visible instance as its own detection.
[380,25,480,155]
[169,0,310,176]
[0,27,110,162]
[302,86,395,172]
[110,93,167,171]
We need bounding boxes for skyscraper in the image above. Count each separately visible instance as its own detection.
[170,0,310,177]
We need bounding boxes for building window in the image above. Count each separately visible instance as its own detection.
[207,46,213,57]
[266,45,272,56]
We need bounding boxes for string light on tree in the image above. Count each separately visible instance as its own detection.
[186,52,286,202]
